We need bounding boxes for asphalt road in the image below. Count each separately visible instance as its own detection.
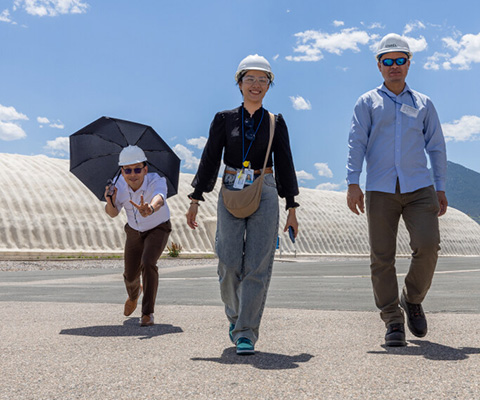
[1,257,479,313]
[2,257,480,399]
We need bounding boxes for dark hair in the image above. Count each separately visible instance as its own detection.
[121,161,147,169]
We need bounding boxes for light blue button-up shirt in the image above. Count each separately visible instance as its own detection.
[347,83,447,193]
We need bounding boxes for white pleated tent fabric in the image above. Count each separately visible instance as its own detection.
[1,153,480,258]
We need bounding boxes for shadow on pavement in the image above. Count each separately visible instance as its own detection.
[368,340,480,361]
[191,347,314,370]
[59,317,183,340]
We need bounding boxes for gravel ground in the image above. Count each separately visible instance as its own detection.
[0,257,218,272]
[0,255,372,272]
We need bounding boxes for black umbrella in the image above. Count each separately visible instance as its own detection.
[69,116,180,200]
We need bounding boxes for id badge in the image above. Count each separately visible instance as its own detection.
[400,103,419,118]
[233,169,246,189]
[244,168,254,186]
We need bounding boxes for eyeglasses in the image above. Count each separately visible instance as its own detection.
[123,167,144,175]
[244,117,256,141]
[381,57,408,67]
[242,76,270,86]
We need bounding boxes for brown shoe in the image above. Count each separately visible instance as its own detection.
[124,286,142,316]
[140,314,154,327]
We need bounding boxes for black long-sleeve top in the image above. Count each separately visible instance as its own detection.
[190,105,300,209]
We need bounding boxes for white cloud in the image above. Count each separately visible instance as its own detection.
[173,144,200,170]
[0,121,27,140]
[0,104,28,141]
[314,162,333,178]
[442,115,480,142]
[272,54,279,61]
[44,136,69,156]
[424,52,451,70]
[405,35,428,53]
[405,36,428,55]
[286,28,376,62]
[367,22,384,29]
[443,33,480,70]
[290,95,312,110]
[37,116,64,129]
[186,136,207,149]
[37,116,50,124]
[442,37,461,52]
[0,104,28,121]
[315,182,342,191]
[296,170,314,181]
[403,21,426,35]
[333,20,344,27]
[0,9,12,22]
[423,33,480,70]
[13,0,89,17]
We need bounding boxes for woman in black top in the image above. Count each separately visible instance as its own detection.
[186,54,299,355]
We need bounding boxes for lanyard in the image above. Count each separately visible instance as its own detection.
[242,107,264,164]
[384,90,418,109]
[128,190,145,227]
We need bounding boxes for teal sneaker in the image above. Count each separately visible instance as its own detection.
[236,337,255,355]
[229,323,235,343]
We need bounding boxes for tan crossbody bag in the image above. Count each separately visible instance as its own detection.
[221,112,275,218]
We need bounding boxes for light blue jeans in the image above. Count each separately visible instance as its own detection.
[216,173,279,344]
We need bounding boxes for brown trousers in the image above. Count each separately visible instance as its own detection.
[123,220,171,316]
[366,184,440,326]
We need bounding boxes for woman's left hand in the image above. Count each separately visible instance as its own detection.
[284,208,298,238]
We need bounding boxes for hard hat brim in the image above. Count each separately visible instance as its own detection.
[376,49,412,60]
[235,68,274,83]
[118,158,147,167]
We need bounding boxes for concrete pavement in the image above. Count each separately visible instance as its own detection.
[1,257,479,399]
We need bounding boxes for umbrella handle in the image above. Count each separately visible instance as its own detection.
[106,179,116,208]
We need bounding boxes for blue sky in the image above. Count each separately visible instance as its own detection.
[2,0,480,191]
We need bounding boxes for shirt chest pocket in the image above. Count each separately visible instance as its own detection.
[406,107,426,133]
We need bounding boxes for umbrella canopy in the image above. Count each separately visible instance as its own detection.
[70,116,180,200]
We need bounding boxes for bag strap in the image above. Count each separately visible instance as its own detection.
[259,112,276,177]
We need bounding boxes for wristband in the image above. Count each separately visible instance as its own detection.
[150,205,155,214]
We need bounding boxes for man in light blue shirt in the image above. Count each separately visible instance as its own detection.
[346,33,448,347]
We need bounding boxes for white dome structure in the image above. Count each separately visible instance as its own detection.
[1,153,480,258]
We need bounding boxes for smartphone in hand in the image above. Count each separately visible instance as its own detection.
[288,226,295,243]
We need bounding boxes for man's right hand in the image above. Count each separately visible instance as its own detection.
[104,185,119,217]
[104,185,117,204]
[347,184,365,215]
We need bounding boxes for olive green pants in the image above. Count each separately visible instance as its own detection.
[366,184,440,326]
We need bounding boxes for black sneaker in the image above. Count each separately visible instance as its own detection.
[385,323,406,347]
[400,293,427,337]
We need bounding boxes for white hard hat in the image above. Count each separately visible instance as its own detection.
[118,145,147,166]
[235,54,274,83]
[376,33,412,60]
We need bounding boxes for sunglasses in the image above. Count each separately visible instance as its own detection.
[381,57,408,67]
[123,167,144,175]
